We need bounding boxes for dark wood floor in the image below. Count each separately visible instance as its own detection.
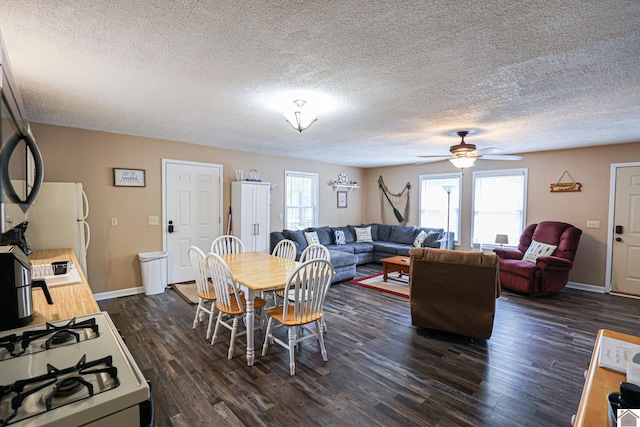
[98,264,640,426]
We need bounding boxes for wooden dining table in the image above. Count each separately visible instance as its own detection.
[219,251,299,366]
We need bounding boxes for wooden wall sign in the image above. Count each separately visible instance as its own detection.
[550,171,581,193]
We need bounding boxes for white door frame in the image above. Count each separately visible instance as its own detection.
[605,161,640,294]
[161,158,224,253]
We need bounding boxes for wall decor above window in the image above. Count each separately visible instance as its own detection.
[550,170,581,192]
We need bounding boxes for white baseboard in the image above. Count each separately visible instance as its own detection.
[566,281,605,293]
[93,286,145,301]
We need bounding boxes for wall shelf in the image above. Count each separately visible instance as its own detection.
[331,183,359,193]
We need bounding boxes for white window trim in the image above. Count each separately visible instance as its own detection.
[284,170,318,230]
[418,172,462,243]
[471,168,528,248]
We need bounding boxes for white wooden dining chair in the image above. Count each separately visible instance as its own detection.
[272,239,297,260]
[206,252,267,359]
[297,243,331,333]
[187,246,216,339]
[262,258,335,375]
[210,235,245,255]
[300,243,331,263]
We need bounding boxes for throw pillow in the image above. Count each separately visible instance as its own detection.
[522,240,557,263]
[334,229,346,245]
[423,231,441,247]
[355,226,373,242]
[413,230,427,247]
[304,231,320,245]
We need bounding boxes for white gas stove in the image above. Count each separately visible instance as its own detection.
[0,312,152,426]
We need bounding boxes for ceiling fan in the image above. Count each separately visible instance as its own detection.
[416,131,523,168]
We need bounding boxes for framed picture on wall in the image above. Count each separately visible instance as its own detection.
[114,168,145,187]
[337,191,348,208]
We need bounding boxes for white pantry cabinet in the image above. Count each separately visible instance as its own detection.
[231,181,271,252]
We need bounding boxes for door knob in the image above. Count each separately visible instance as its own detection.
[168,220,175,233]
[616,237,622,242]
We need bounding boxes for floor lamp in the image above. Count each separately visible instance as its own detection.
[442,185,454,248]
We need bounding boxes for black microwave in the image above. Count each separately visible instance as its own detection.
[0,29,44,233]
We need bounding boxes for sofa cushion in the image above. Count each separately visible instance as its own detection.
[372,241,400,254]
[283,230,307,251]
[333,229,346,245]
[328,250,358,269]
[354,226,373,242]
[395,246,412,256]
[389,226,418,244]
[308,226,333,245]
[523,240,557,263]
[350,242,375,254]
[414,230,427,247]
[304,231,320,245]
[377,224,393,241]
[332,227,355,244]
[325,244,355,254]
[423,231,441,247]
[361,224,379,240]
[498,258,537,279]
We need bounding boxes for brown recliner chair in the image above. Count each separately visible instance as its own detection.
[409,248,500,340]
[493,221,582,295]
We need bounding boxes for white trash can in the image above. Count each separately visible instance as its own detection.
[138,251,168,295]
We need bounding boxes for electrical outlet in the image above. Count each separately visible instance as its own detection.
[111,217,118,226]
[148,216,159,225]
[586,220,600,229]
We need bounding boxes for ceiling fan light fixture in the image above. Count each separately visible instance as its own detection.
[449,157,476,169]
[283,99,317,132]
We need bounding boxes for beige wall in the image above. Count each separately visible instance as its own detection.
[30,123,364,294]
[362,142,640,287]
[26,121,640,292]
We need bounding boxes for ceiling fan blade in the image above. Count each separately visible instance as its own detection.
[417,154,451,159]
[475,147,503,155]
[480,154,524,161]
[413,157,450,165]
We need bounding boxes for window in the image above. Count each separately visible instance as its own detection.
[419,173,461,241]
[285,171,318,230]
[472,169,527,246]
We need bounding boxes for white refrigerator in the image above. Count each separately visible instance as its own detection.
[26,182,90,273]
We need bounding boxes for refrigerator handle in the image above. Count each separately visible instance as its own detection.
[81,190,89,220]
[82,220,91,250]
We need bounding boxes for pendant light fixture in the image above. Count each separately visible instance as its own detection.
[283,99,317,132]
[449,156,476,169]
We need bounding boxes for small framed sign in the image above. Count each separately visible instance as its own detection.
[114,168,145,187]
[337,191,348,208]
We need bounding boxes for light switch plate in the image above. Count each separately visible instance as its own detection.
[111,217,118,226]
[148,216,159,225]
[586,220,600,228]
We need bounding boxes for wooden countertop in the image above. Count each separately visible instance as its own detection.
[28,248,100,325]
[574,329,640,426]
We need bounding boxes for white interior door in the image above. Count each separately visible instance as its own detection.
[610,165,640,295]
[163,160,222,284]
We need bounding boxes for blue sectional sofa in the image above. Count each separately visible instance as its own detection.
[270,224,454,283]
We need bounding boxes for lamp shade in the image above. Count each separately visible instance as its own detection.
[495,234,509,245]
[449,157,476,169]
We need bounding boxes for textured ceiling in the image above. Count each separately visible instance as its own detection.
[0,0,639,167]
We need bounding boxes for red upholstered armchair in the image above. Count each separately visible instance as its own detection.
[493,221,582,295]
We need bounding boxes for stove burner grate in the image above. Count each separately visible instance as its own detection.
[45,376,94,410]
[0,317,100,359]
[47,330,79,347]
[0,354,120,426]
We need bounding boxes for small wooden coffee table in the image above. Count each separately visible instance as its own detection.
[380,256,410,283]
